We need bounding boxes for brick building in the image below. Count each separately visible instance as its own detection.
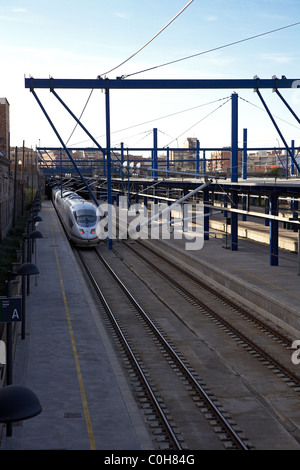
[0,98,39,240]
[210,148,243,174]
[0,98,10,158]
[0,98,12,239]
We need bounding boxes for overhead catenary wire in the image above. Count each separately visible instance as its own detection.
[122,21,300,78]
[66,1,195,147]
[112,96,231,136]
[164,96,232,147]
[66,89,94,146]
[69,96,230,147]
[112,129,153,147]
[65,17,300,150]
[239,95,300,130]
[98,0,195,78]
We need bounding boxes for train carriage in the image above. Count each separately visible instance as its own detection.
[52,187,99,247]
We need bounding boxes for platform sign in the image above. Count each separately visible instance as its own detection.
[0,297,22,323]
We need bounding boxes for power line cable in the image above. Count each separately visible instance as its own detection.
[66,89,94,145]
[63,19,299,147]
[164,97,231,147]
[122,21,300,78]
[65,1,195,146]
[98,0,195,77]
[69,96,230,146]
[111,129,153,147]
[239,95,300,130]
[109,96,231,137]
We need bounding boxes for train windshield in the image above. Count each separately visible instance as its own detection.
[74,209,97,227]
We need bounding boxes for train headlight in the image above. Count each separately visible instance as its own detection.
[80,229,85,234]
[91,229,95,234]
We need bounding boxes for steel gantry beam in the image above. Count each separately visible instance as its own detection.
[25,76,300,255]
[25,77,299,90]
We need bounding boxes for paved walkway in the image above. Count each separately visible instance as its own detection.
[0,200,151,450]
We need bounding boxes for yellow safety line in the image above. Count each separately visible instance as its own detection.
[48,210,96,450]
[201,252,300,300]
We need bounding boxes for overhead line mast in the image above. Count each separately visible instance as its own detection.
[26,76,300,252]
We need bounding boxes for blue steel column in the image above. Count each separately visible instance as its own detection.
[264,198,269,226]
[292,199,298,232]
[242,196,247,221]
[242,128,247,221]
[242,128,247,180]
[60,150,63,196]
[152,128,157,179]
[120,142,124,179]
[291,140,295,176]
[231,93,239,249]
[231,191,238,251]
[269,193,279,266]
[166,148,170,178]
[203,189,210,241]
[103,152,106,177]
[152,128,158,181]
[196,139,200,175]
[105,83,113,249]
[231,93,238,183]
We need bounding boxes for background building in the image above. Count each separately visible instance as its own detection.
[0,98,42,240]
[0,98,10,159]
[209,148,243,174]
[170,137,199,170]
[0,98,13,239]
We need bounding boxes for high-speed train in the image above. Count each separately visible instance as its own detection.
[52,187,100,247]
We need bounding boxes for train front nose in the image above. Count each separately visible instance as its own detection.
[80,228,97,241]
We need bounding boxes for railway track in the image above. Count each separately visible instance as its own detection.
[122,239,300,391]
[108,239,300,448]
[76,246,252,450]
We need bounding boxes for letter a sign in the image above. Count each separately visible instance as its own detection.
[0,297,22,323]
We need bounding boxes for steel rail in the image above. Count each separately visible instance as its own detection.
[135,241,292,347]
[93,248,250,450]
[76,249,183,450]
[126,241,300,387]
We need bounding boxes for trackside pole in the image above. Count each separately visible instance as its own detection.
[231,93,238,183]
[105,83,113,249]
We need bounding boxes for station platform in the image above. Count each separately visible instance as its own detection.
[1,196,300,450]
[160,220,300,339]
[0,200,152,450]
[209,213,299,252]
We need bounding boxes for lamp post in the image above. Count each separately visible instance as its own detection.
[0,385,42,437]
[2,262,39,436]
[17,261,40,339]
[29,230,43,286]
[25,229,43,293]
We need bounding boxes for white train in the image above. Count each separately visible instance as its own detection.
[52,187,99,247]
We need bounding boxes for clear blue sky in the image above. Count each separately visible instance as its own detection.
[1,0,300,155]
